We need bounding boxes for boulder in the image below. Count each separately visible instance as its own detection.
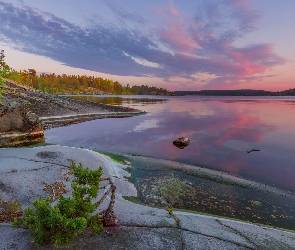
[0,105,44,147]
[173,137,190,149]
[0,105,42,133]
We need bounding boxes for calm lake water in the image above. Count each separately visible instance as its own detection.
[45,95,295,193]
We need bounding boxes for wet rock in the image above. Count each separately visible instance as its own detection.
[173,137,190,149]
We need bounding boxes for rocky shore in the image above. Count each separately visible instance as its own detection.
[0,79,144,147]
[1,146,294,249]
[1,80,295,249]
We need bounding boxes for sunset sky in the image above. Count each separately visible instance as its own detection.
[0,0,294,91]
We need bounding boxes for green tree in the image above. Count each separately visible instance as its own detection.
[0,50,11,104]
[113,81,123,94]
[28,68,37,87]
[13,162,104,246]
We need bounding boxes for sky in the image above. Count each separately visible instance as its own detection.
[0,0,294,91]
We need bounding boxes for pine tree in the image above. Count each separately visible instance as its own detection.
[0,50,5,103]
[13,162,104,246]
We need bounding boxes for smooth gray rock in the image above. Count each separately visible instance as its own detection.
[0,146,294,250]
[220,219,295,250]
[0,225,182,250]
[0,224,34,250]
[175,213,256,249]
[181,231,249,250]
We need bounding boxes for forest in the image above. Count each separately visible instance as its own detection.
[0,50,174,96]
[6,69,174,95]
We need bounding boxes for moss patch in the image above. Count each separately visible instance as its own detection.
[122,196,142,204]
[94,150,129,165]
[138,174,196,207]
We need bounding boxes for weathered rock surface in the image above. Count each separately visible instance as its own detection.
[0,146,294,250]
[0,105,42,133]
[2,79,138,118]
[0,79,144,147]
[0,131,45,148]
[0,105,44,147]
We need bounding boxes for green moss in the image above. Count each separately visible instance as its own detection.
[160,179,186,204]
[122,196,142,204]
[124,166,132,174]
[94,150,129,165]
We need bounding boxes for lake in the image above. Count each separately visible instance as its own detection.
[45,95,295,193]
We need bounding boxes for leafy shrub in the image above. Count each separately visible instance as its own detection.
[13,161,104,246]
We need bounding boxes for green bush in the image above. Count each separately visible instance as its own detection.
[13,161,104,246]
[0,49,10,104]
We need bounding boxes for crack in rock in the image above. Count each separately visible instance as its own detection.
[216,219,259,249]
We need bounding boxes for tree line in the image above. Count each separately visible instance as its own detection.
[0,50,174,96]
[0,50,11,103]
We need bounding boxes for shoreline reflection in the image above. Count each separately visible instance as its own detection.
[45,96,295,193]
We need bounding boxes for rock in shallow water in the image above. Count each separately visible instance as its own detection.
[173,137,190,149]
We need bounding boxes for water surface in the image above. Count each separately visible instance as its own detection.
[45,95,295,193]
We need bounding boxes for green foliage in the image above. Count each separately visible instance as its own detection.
[12,161,104,246]
[95,150,128,165]
[129,84,174,96]
[165,206,174,215]
[0,49,8,103]
[122,196,142,204]
[6,71,124,95]
[1,49,173,96]
[160,179,186,204]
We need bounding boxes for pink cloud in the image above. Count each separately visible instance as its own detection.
[228,44,284,76]
[150,0,285,86]
[155,1,198,54]
[159,26,198,53]
[0,0,286,90]
[168,0,179,16]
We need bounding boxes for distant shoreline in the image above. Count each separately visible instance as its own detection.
[174,89,295,96]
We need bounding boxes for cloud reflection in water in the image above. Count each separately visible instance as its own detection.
[45,96,295,192]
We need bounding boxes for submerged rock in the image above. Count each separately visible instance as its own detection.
[173,137,190,149]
